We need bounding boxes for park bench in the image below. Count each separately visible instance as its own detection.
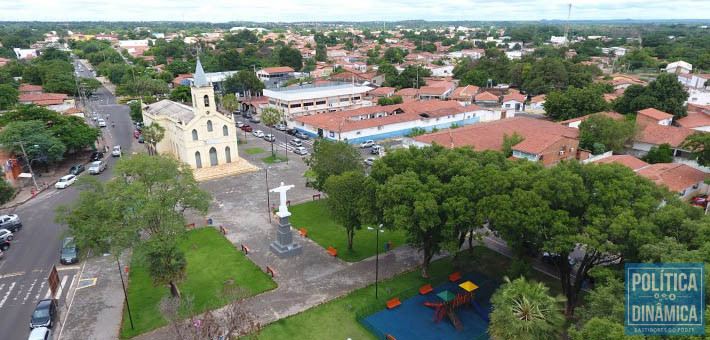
[299,228,307,238]
[448,271,462,282]
[419,283,433,295]
[266,266,277,277]
[386,297,402,309]
[312,194,321,200]
[241,244,250,255]
[327,246,337,257]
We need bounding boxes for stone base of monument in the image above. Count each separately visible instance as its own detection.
[269,215,302,258]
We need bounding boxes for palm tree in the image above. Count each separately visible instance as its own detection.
[261,107,283,157]
[142,122,165,156]
[488,276,566,340]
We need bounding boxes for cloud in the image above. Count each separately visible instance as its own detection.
[1,0,709,22]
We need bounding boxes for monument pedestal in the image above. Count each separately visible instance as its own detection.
[269,214,302,258]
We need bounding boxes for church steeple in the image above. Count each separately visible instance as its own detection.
[193,56,209,88]
[190,56,215,115]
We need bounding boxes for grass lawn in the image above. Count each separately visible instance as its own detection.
[120,228,277,338]
[255,246,563,339]
[289,200,408,262]
[262,155,289,163]
[244,147,264,155]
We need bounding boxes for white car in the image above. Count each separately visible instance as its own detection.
[360,140,375,148]
[112,145,122,157]
[294,146,309,155]
[289,138,303,147]
[364,157,376,166]
[55,175,77,189]
[98,119,107,127]
[253,130,264,138]
[28,327,51,340]
[88,161,106,175]
[0,229,13,242]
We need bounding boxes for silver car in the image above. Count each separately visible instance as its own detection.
[0,228,14,242]
[88,161,106,175]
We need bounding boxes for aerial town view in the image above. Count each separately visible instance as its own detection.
[0,1,710,339]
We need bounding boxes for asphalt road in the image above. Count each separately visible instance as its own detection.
[236,116,315,155]
[0,58,133,340]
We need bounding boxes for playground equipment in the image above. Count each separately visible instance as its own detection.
[424,280,480,331]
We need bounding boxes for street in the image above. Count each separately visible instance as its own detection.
[236,116,315,155]
[0,57,133,340]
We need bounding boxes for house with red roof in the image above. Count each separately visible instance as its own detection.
[257,66,295,88]
[592,154,649,171]
[501,92,527,112]
[449,85,480,105]
[631,123,696,161]
[18,84,43,94]
[18,93,68,106]
[528,94,546,113]
[366,87,396,100]
[292,100,490,144]
[559,111,624,129]
[676,104,710,132]
[473,91,500,107]
[418,85,454,101]
[394,88,419,99]
[636,108,673,128]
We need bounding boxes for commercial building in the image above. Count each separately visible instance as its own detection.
[263,82,373,120]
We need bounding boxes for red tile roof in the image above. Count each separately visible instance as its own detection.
[638,108,673,121]
[474,91,499,102]
[502,92,526,103]
[530,94,546,103]
[18,84,43,92]
[635,124,696,147]
[450,85,480,100]
[293,100,468,132]
[395,88,419,97]
[414,116,579,151]
[18,93,67,106]
[559,111,624,125]
[172,73,192,85]
[603,93,619,103]
[367,87,396,96]
[512,133,566,154]
[636,163,707,192]
[592,155,649,170]
[262,66,295,74]
[676,111,710,129]
[418,86,449,96]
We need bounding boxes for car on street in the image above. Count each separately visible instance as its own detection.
[274,124,287,131]
[60,237,78,265]
[89,151,103,162]
[232,110,241,116]
[97,119,107,128]
[69,164,85,175]
[249,116,261,123]
[286,129,298,136]
[364,157,376,166]
[134,131,141,139]
[294,146,309,155]
[263,134,276,142]
[138,135,144,143]
[241,124,253,132]
[55,175,77,189]
[0,229,14,242]
[112,145,122,157]
[0,214,22,232]
[30,299,57,329]
[28,327,52,340]
[0,238,8,250]
[88,160,107,175]
[289,138,303,147]
[236,121,245,128]
[253,130,264,138]
[541,252,576,266]
[295,131,309,140]
[692,195,708,208]
[371,145,382,155]
[243,112,253,119]
[91,114,98,121]
[360,140,375,148]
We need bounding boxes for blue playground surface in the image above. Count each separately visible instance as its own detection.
[360,272,499,340]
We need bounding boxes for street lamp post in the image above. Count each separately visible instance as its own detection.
[265,167,271,224]
[117,258,134,330]
[367,224,384,298]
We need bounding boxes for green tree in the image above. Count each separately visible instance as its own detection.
[642,143,674,164]
[277,46,303,71]
[55,154,210,297]
[614,73,689,119]
[488,276,565,340]
[78,78,102,97]
[142,122,165,156]
[383,47,405,64]
[680,132,710,166]
[260,107,283,157]
[42,71,77,95]
[221,93,239,113]
[315,43,327,62]
[459,69,488,87]
[306,139,363,191]
[223,70,264,96]
[129,101,143,123]
[377,96,403,106]
[0,105,98,152]
[0,84,18,110]
[578,114,636,153]
[0,171,14,205]
[0,120,66,164]
[502,132,525,157]
[522,57,569,95]
[324,171,367,251]
[169,85,191,103]
[544,85,609,121]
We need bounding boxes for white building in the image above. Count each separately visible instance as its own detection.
[666,61,693,75]
[118,40,149,48]
[550,36,568,46]
[13,48,38,59]
[264,83,373,120]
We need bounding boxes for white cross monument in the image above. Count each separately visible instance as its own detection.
[270,182,295,218]
[268,182,302,258]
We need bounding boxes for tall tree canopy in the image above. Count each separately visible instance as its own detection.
[306,139,363,191]
[544,85,610,121]
[614,73,688,119]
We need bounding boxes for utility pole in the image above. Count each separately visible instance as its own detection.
[564,3,572,47]
[18,142,39,190]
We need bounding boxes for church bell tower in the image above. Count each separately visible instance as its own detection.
[191,57,215,116]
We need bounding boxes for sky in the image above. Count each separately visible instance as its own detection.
[1,0,710,22]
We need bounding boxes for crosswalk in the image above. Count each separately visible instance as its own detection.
[0,269,77,309]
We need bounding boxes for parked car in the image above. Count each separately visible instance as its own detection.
[60,237,78,265]
[138,135,144,143]
[371,145,382,155]
[136,122,143,131]
[91,114,98,121]
[0,238,8,250]
[55,175,77,189]
[232,110,241,116]
[89,151,103,162]
[30,299,57,329]
[275,124,287,131]
[134,131,141,139]
[691,195,708,208]
[112,145,122,157]
[69,164,85,175]
[541,252,576,266]
[88,161,106,175]
[28,327,52,340]
[286,129,298,136]
[0,229,14,242]
[364,157,376,166]
[263,134,276,142]
[295,131,309,140]
[97,119,107,128]
[236,121,245,128]
[241,124,253,132]
[243,112,253,119]
[0,214,22,232]
[253,130,265,138]
[360,140,375,148]
[289,138,303,147]
[249,116,261,123]
[294,146,309,155]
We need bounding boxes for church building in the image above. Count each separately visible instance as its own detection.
[142,58,257,181]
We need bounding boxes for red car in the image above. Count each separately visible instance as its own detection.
[134,131,140,139]
[691,195,708,208]
[241,124,253,132]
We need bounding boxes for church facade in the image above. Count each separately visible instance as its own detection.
[142,58,239,170]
